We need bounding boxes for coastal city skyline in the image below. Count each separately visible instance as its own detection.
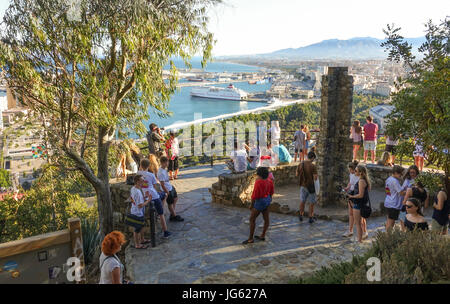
[1,0,449,56]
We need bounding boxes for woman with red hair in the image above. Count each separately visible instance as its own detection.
[99,231,128,284]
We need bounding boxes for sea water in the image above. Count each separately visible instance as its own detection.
[143,58,272,130]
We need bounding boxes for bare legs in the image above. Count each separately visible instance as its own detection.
[414,156,424,171]
[347,202,354,234]
[363,149,376,163]
[353,209,364,243]
[386,218,396,231]
[299,201,314,218]
[246,208,270,243]
[352,144,360,161]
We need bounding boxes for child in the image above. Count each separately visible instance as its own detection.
[158,156,184,222]
[138,159,172,238]
[384,165,406,230]
[377,151,392,167]
[130,175,151,249]
[242,167,274,244]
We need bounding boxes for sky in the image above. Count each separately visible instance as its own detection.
[0,0,448,56]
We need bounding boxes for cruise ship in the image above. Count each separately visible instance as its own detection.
[190,84,248,101]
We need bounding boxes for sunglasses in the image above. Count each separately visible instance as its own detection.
[405,204,414,208]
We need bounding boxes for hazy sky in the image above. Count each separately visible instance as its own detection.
[1,0,448,56]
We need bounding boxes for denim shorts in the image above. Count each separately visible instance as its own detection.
[300,186,317,204]
[353,203,361,210]
[152,191,166,216]
[364,140,377,151]
[399,210,407,222]
[254,196,271,211]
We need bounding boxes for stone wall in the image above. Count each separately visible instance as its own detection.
[110,183,133,229]
[210,164,298,211]
[316,67,354,208]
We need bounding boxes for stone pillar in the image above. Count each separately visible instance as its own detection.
[317,67,353,207]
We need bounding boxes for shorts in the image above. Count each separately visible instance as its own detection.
[152,192,166,215]
[385,144,396,154]
[295,147,304,153]
[353,203,361,210]
[134,224,144,233]
[413,151,425,158]
[353,140,362,146]
[364,140,377,151]
[431,218,449,232]
[305,140,309,150]
[399,210,407,222]
[254,196,271,211]
[300,186,317,204]
[166,187,178,205]
[386,207,401,220]
[169,157,179,171]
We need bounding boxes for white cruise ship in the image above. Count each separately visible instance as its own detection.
[190,84,248,101]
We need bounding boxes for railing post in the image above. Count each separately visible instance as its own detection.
[210,154,214,167]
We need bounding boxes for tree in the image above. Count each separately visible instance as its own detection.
[381,18,450,176]
[0,168,12,188]
[0,0,219,236]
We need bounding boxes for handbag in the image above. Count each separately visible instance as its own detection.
[360,192,372,219]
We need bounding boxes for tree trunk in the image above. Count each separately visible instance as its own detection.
[96,128,113,236]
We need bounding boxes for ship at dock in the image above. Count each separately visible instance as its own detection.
[190,84,248,101]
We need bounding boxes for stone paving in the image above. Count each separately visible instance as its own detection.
[124,163,397,284]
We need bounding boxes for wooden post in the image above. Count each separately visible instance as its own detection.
[68,218,86,284]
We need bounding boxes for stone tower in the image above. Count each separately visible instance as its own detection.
[317,67,353,207]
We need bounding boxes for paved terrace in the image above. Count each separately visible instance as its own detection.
[123,163,429,284]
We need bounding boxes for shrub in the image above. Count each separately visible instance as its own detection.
[0,168,12,188]
[345,229,450,284]
[295,229,450,284]
[81,218,101,265]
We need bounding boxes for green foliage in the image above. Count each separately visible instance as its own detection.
[0,168,12,188]
[0,186,97,243]
[294,229,450,284]
[292,256,366,284]
[415,170,444,196]
[0,0,220,235]
[345,229,450,284]
[382,19,450,174]
[81,218,101,265]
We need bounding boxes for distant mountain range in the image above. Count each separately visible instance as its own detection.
[236,37,426,60]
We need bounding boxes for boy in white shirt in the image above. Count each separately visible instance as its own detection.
[384,165,406,230]
[158,156,184,222]
[130,175,152,249]
[138,159,172,238]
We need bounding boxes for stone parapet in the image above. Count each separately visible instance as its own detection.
[210,164,299,209]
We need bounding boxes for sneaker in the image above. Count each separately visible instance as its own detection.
[343,231,353,237]
[163,231,172,238]
[169,215,176,222]
[362,232,369,240]
[308,217,315,224]
[298,214,303,222]
[174,215,184,222]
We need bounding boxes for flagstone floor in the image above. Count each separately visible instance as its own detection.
[123,164,421,284]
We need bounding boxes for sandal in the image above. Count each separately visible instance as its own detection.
[242,239,254,244]
[141,240,151,244]
[255,236,266,241]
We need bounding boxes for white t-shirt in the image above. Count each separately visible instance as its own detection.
[99,253,123,284]
[130,186,145,217]
[157,168,173,192]
[349,173,360,192]
[270,126,281,143]
[248,147,259,169]
[137,170,159,201]
[231,149,248,172]
[402,178,414,192]
[386,137,399,146]
[294,130,306,148]
[384,176,403,209]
